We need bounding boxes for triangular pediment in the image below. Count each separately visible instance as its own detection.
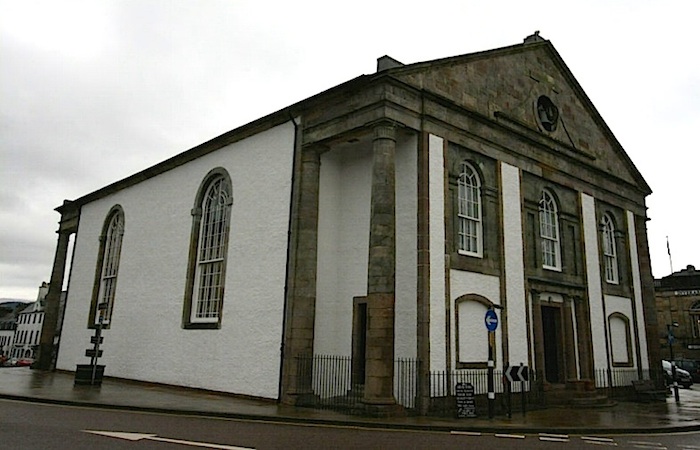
[384,39,650,195]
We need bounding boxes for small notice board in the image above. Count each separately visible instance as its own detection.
[455,382,477,418]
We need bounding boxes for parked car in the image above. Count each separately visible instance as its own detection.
[15,358,33,367]
[5,358,18,367]
[673,360,700,383]
[663,360,694,388]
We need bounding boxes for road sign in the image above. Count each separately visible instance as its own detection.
[90,336,104,344]
[85,349,103,358]
[505,364,529,383]
[484,309,498,332]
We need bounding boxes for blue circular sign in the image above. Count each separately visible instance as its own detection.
[484,309,498,332]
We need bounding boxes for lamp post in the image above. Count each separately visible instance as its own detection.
[667,322,680,403]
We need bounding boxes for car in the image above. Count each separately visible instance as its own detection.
[663,360,694,388]
[15,358,34,367]
[673,360,700,383]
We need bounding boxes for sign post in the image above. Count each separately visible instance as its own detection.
[484,308,498,419]
[505,363,529,415]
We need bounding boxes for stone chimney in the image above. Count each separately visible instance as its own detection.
[377,55,404,72]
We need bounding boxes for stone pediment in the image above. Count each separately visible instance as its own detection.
[382,37,650,196]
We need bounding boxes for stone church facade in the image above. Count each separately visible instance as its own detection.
[37,34,660,413]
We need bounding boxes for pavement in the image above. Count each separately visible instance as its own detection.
[1,367,699,435]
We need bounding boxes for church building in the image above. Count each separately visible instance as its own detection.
[37,33,660,414]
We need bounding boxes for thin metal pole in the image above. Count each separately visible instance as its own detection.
[668,325,679,403]
[488,332,494,418]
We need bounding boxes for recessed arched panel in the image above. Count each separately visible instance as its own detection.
[608,312,632,367]
[455,294,495,368]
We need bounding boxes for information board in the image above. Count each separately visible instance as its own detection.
[455,382,477,418]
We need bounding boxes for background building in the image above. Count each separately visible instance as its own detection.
[9,282,48,360]
[0,301,29,358]
[655,265,700,362]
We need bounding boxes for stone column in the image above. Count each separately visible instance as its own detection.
[574,295,594,380]
[416,132,431,415]
[530,290,546,384]
[281,146,322,405]
[633,214,662,380]
[562,296,578,381]
[364,122,397,408]
[34,201,79,371]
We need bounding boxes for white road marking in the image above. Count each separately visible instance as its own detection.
[627,441,666,448]
[450,431,482,436]
[629,446,667,450]
[83,430,254,449]
[581,436,618,446]
[540,433,569,439]
[582,436,615,442]
[540,436,570,442]
[494,433,526,439]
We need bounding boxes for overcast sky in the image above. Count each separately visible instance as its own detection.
[1,0,698,300]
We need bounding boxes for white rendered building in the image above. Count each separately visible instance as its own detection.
[39,35,660,413]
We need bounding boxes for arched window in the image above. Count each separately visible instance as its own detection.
[539,189,561,270]
[457,162,482,256]
[601,214,619,284]
[90,206,125,326]
[183,169,233,328]
[691,301,700,339]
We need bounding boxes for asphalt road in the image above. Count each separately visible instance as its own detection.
[1,397,699,449]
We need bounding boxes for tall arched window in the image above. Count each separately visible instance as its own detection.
[602,213,619,284]
[539,189,561,270]
[90,206,125,326]
[691,301,700,339]
[457,162,482,256]
[183,169,233,328]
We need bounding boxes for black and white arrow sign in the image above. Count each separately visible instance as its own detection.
[505,364,529,383]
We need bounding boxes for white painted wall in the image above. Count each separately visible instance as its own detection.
[627,210,650,370]
[314,133,417,359]
[315,146,371,356]
[500,162,528,365]
[581,193,608,371]
[57,122,296,399]
[428,134,447,371]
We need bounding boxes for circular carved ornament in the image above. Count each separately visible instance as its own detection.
[535,95,559,132]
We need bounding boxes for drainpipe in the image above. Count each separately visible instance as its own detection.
[278,113,301,402]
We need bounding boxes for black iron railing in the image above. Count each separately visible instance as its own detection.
[294,355,663,417]
[295,354,420,413]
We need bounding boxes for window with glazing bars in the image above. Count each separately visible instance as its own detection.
[96,210,124,324]
[691,302,700,339]
[192,176,231,322]
[457,162,482,256]
[602,214,619,283]
[539,190,561,270]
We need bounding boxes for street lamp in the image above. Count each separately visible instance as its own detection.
[667,322,680,403]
